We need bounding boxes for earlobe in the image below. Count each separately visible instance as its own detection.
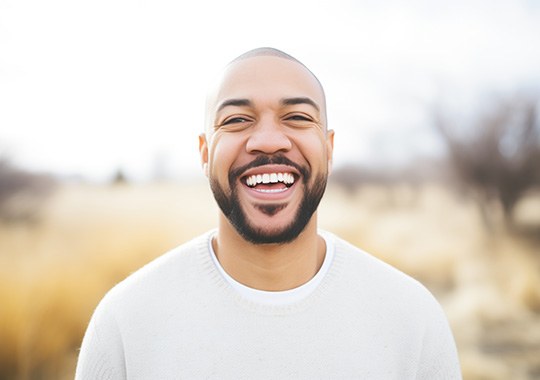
[198,133,209,177]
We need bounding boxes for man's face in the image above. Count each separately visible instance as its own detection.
[200,56,334,244]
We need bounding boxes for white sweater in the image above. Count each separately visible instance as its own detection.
[76,231,461,379]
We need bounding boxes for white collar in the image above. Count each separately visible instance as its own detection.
[208,231,335,306]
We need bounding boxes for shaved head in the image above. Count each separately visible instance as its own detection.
[229,47,325,105]
[230,47,303,64]
[205,47,327,132]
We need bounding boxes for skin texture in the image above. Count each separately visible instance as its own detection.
[199,52,334,291]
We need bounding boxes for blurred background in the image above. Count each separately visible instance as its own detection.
[1,0,540,379]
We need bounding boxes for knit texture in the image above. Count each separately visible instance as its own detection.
[75,230,462,379]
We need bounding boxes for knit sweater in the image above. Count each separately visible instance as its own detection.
[75,230,461,379]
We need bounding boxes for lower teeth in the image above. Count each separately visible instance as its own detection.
[255,188,287,193]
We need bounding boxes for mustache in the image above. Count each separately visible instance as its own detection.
[229,155,308,184]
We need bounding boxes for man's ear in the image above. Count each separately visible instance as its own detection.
[326,129,335,174]
[198,133,209,177]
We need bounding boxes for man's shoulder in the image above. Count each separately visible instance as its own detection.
[98,231,214,309]
[328,232,440,308]
[126,230,211,281]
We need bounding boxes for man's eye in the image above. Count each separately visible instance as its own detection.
[223,117,250,125]
[285,114,313,122]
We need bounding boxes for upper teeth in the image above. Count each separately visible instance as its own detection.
[246,173,295,187]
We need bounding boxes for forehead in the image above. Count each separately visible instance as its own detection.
[211,56,325,112]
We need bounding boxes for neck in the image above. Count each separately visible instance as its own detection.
[213,215,326,291]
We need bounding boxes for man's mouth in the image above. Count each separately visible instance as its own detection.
[230,155,305,197]
[245,172,295,187]
[242,171,297,193]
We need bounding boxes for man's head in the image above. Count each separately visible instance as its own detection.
[199,47,334,244]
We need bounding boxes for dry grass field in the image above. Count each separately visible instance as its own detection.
[1,181,539,379]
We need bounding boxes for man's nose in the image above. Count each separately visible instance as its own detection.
[245,118,292,154]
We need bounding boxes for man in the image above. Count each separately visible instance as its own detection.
[76,48,461,379]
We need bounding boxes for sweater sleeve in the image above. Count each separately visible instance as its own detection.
[75,299,127,380]
[416,297,462,380]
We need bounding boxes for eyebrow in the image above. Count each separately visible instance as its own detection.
[281,97,320,111]
[217,98,252,112]
[216,96,320,113]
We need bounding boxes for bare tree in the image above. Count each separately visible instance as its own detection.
[0,156,56,223]
[433,94,540,230]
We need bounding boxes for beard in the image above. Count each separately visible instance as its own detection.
[209,155,328,245]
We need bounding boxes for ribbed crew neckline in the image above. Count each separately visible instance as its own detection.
[207,230,335,306]
[196,229,344,315]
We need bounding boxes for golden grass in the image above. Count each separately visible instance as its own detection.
[1,181,539,379]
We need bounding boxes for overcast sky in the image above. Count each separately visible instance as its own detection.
[1,0,539,182]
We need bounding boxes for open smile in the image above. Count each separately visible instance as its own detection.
[244,172,295,193]
[240,165,301,198]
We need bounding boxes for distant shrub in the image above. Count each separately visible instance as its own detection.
[0,157,56,223]
[433,94,540,231]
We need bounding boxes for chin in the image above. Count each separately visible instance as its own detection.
[236,224,306,245]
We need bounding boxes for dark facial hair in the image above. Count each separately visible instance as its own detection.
[209,155,328,244]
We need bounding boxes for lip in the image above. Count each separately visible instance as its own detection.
[239,164,301,201]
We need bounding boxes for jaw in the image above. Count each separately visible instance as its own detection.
[210,159,328,245]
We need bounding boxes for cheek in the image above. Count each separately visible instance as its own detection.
[208,134,243,178]
[293,131,330,166]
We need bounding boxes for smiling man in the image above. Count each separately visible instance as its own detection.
[76,48,462,379]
